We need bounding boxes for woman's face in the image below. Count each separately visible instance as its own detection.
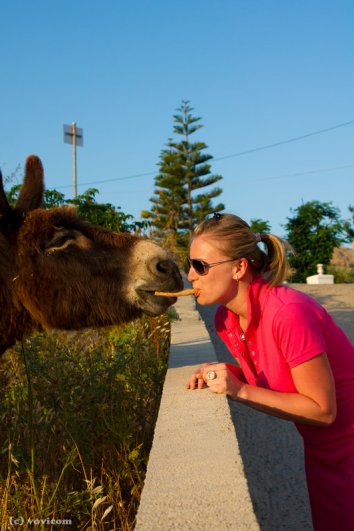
[188,235,238,306]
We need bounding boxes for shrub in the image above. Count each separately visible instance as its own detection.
[0,313,172,530]
[327,265,354,283]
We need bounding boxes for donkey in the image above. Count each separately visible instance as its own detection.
[0,155,183,356]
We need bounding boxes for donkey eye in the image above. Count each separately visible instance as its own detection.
[49,234,72,248]
[45,229,78,254]
[45,229,92,254]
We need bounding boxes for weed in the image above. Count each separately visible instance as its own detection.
[0,314,170,530]
[327,265,354,283]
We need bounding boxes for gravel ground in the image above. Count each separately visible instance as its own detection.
[196,283,354,531]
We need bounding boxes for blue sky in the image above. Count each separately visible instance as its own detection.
[1,0,353,237]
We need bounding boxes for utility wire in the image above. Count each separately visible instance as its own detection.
[251,163,354,182]
[213,120,354,161]
[55,170,157,189]
[55,119,354,189]
[81,164,354,195]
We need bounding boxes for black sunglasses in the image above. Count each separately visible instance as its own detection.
[188,257,237,276]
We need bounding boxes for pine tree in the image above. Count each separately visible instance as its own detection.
[142,101,224,252]
[144,141,187,247]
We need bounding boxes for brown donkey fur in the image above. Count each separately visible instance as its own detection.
[0,155,183,355]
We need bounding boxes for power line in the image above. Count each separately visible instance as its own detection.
[249,163,354,182]
[55,170,157,190]
[71,163,353,196]
[213,120,354,161]
[54,119,354,189]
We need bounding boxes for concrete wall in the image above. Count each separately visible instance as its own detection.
[135,295,260,530]
[135,291,319,530]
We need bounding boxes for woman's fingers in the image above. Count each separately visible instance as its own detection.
[186,363,230,390]
[186,362,215,389]
[186,370,204,389]
[186,362,243,399]
[202,364,227,382]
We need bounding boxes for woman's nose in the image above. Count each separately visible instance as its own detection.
[187,267,196,282]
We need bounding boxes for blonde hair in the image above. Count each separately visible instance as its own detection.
[192,214,291,286]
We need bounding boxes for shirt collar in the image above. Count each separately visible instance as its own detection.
[218,275,271,334]
[246,275,270,331]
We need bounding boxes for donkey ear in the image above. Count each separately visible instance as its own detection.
[16,155,44,212]
[0,170,11,216]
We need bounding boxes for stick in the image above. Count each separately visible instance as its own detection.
[154,288,197,297]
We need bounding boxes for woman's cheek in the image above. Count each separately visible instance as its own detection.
[196,290,219,306]
[195,292,207,305]
[195,290,211,305]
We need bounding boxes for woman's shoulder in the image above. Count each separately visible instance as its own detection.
[266,284,331,334]
[269,282,322,308]
[258,283,328,329]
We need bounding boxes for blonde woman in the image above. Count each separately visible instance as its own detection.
[187,213,354,531]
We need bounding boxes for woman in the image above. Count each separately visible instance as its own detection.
[186,213,354,531]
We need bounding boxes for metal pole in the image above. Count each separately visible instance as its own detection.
[72,121,77,198]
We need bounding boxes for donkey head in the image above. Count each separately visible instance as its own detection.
[0,156,183,353]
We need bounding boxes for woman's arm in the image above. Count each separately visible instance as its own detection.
[194,353,337,427]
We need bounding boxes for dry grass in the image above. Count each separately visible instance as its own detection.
[0,312,174,530]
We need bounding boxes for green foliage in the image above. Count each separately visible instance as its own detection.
[65,189,147,232]
[249,218,271,233]
[5,184,22,206]
[327,265,354,283]
[342,204,354,240]
[143,101,224,253]
[0,315,171,530]
[5,183,146,234]
[44,189,66,208]
[284,201,348,282]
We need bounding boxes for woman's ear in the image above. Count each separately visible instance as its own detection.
[232,258,248,280]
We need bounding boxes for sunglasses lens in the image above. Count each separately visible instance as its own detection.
[190,259,207,275]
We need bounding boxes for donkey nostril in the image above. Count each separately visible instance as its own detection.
[156,259,173,275]
[148,257,182,286]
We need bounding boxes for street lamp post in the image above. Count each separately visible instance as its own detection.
[63,122,84,198]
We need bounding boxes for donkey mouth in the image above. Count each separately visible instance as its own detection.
[136,288,177,302]
[142,290,177,303]
[135,288,177,315]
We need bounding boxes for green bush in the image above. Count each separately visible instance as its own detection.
[327,265,354,283]
[0,314,172,530]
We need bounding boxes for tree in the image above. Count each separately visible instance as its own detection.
[142,101,224,251]
[283,200,348,282]
[5,182,144,233]
[343,204,354,241]
[142,141,188,249]
[66,188,141,232]
[43,189,66,208]
[249,218,271,233]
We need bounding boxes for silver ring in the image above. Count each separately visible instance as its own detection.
[206,370,217,381]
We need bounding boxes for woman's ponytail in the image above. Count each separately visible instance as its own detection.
[261,233,291,286]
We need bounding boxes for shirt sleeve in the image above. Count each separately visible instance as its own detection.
[272,301,327,368]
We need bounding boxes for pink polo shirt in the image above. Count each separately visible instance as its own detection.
[214,275,354,445]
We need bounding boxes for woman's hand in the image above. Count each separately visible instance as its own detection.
[186,354,337,426]
[186,362,214,390]
[186,362,246,399]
